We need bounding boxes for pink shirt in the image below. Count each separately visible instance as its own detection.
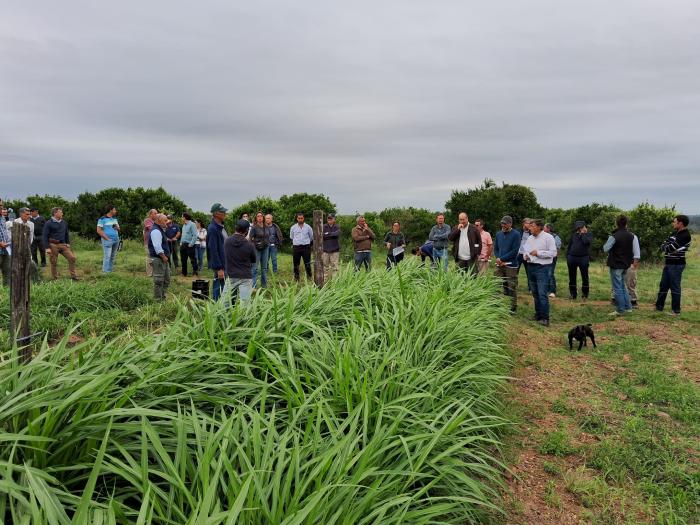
[479,230,493,260]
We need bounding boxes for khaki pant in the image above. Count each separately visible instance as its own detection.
[322,251,340,280]
[478,259,489,275]
[151,257,171,301]
[611,265,638,303]
[495,265,518,311]
[48,243,77,279]
[145,246,153,277]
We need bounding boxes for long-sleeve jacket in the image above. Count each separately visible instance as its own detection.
[383,231,406,251]
[351,225,375,251]
[428,224,451,249]
[661,228,691,265]
[447,224,480,262]
[567,231,592,257]
[323,224,341,253]
[494,229,521,267]
[206,220,228,271]
[180,221,198,246]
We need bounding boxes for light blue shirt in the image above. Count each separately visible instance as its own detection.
[150,228,165,255]
[180,221,198,246]
[290,223,313,246]
[604,234,640,260]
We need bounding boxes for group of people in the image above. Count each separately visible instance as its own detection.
[0,200,692,322]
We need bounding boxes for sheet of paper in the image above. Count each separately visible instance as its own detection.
[392,246,404,257]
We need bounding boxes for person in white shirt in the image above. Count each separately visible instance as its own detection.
[289,213,314,281]
[523,219,558,326]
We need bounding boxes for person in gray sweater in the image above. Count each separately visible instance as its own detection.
[428,213,451,270]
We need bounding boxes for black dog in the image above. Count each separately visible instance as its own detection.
[568,324,597,351]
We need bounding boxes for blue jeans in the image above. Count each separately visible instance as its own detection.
[432,247,449,270]
[655,264,685,313]
[268,245,278,273]
[252,246,269,288]
[225,277,253,305]
[610,268,631,313]
[528,264,551,320]
[101,238,119,273]
[354,251,372,272]
[196,246,205,270]
[212,271,225,301]
[548,257,558,294]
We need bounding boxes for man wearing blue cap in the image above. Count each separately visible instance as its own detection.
[207,203,229,300]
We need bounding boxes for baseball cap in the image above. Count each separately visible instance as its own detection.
[500,215,513,225]
[327,213,336,219]
[210,203,228,214]
[573,220,586,230]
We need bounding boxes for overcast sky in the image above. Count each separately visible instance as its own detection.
[2,1,699,214]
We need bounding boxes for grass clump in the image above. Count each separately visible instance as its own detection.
[539,428,577,457]
[0,262,512,523]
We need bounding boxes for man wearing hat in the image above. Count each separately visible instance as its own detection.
[493,215,521,313]
[29,208,47,267]
[566,220,592,300]
[322,213,341,279]
[206,203,229,301]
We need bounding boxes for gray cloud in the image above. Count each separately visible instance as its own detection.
[1,0,699,214]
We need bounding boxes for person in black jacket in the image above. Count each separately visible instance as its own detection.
[603,215,635,315]
[224,219,257,304]
[655,214,692,316]
[566,220,592,299]
[30,208,47,267]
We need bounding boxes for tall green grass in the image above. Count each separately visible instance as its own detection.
[0,262,511,523]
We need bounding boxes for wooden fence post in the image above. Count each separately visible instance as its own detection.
[312,210,325,288]
[10,222,32,362]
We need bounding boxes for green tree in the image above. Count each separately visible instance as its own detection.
[225,196,279,233]
[628,202,676,261]
[378,207,436,246]
[276,193,336,232]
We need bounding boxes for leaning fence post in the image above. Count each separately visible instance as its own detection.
[10,222,31,362]
[312,210,325,288]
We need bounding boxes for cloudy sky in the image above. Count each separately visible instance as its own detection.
[2,0,699,213]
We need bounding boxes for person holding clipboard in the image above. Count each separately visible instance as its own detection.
[384,221,406,270]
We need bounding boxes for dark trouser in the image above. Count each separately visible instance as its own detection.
[655,264,685,314]
[495,265,518,311]
[567,255,590,299]
[0,253,10,286]
[528,263,551,321]
[180,244,198,276]
[151,257,171,301]
[547,256,558,294]
[354,251,372,272]
[518,254,532,291]
[31,238,46,266]
[386,252,404,269]
[292,245,312,280]
[456,258,477,274]
[168,240,179,267]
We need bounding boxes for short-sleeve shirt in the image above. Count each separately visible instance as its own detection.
[97,216,119,241]
[479,231,493,259]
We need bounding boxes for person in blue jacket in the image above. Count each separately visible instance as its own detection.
[206,203,229,301]
[493,215,522,313]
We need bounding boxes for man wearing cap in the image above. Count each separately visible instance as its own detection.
[523,219,557,326]
[30,208,47,267]
[322,213,341,279]
[493,216,521,313]
[224,219,257,304]
[566,220,592,300]
[290,212,314,281]
[148,213,171,300]
[207,203,229,300]
[43,207,79,281]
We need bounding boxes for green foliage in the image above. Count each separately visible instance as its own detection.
[0,263,511,523]
[277,192,336,231]
[226,195,280,232]
[335,212,385,254]
[445,179,543,232]
[539,429,577,457]
[378,206,437,245]
[627,202,676,261]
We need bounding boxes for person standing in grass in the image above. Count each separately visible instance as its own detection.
[0,206,10,286]
[148,213,171,301]
[544,223,562,298]
[384,221,406,270]
[566,220,592,300]
[249,211,270,289]
[518,218,533,289]
[603,215,635,316]
[428,213,451,270]
[655,214,692,316]
[143,209,157,277]
[224,219,257,304]
[43,207,79,281]
[195,219,207,272]
[493,216,521,313]
[179,212,199,277]
[448,212,480,273]
[164,216,181,269]
[30,208,47,268]
[523,219,557,326]
[265,213,284,274]
[474,219,493,276]
[207,203,229,301]
[611,232,640,309]
[97,205,120,273]
[351,215,375,272]
[7,207,41,283]
[322,213,341,278]
[290,212,314,281]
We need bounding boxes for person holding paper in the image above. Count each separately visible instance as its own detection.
[384,221,406,270]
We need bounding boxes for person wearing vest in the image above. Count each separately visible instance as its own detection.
[603,215,635,315]
[148,213,171,301]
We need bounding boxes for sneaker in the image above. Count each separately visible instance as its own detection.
[668,312,680,317]
[608,311,623,316]
[548,293,556,298]
[538,319,550,327]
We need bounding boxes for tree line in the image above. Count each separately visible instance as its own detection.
[4,181,679,260]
